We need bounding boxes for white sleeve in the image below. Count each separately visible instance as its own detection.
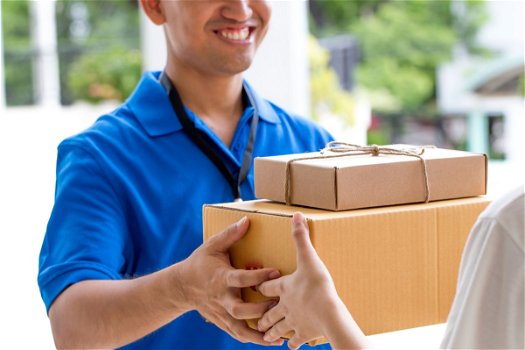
[440,194,524,349]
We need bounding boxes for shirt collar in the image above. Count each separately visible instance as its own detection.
[127,71,182,137]
[242,80,280,124]
[127,71,280,137]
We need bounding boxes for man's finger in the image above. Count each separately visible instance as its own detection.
[226,267,280,288]
[203,308,282,346]
[206,216,250,252]
[291,212,317,263]
[224,297,278,320]
[226,314,284,346]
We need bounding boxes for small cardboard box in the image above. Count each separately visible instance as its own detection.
[254,147,487,211]
[203,197,490,340]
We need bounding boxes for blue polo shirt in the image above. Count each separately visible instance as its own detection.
[38,71,333,349]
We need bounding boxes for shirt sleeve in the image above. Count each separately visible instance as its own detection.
[38,142,127,313]
[440,217,525,349]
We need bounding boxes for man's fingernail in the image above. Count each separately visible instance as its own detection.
[268,270,280,279]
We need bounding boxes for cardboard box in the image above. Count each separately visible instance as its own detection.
[254,146,487,211]
[203,197,490,341]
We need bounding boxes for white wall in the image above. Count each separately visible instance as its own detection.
[0,106,102,350]
[139,8,166,72]
[244,1,310,117]
[476,0,524,56]
[30,0,60,107]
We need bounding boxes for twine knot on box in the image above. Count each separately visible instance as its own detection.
[285,142,434,207]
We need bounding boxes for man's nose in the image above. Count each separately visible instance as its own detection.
[221,0,253,22]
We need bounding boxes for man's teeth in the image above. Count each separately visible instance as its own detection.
[220,28,250,41]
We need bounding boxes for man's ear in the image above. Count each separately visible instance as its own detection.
[139,0,165,25]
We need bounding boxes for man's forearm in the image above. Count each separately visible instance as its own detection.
[48,217,279,348]
[49,262,190,349]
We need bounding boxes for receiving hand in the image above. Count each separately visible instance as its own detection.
[180,216,283,346]
[256,212,339,349]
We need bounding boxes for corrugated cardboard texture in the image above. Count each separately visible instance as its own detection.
[254,147,487,210]
[203,197,490,340]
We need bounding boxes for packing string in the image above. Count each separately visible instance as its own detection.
[284,141,433,206]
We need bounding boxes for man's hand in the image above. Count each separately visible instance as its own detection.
[181,216,284,346]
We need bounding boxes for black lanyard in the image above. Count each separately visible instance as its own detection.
[159,72,259,201]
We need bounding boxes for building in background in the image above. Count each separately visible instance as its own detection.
[317,34,371,145]
[437,0,524,164]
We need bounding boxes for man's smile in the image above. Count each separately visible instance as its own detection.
[215,26,255,43]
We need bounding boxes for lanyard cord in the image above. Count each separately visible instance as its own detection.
[159,72,259,200]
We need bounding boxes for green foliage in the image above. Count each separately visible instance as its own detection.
[309,36,355,126]
[2,0,34,106]
[2,0,141,106]
[309,0,386,36]
[356,59,433,112]
[2,0,31,48]
[56,0,141,104]
[68,47,142,103]
[352,1,455,111]
[452,1,491,56]
[367,129,391,146]
[56,0,140,46]
[520,75,525,97]
[310,0,489,113]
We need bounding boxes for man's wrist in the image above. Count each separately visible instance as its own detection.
[165,260,194,313]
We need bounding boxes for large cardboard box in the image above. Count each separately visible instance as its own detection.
[254,147,487,211]
[203,197,490,339]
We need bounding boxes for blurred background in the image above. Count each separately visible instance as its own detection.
[0,0,523,348]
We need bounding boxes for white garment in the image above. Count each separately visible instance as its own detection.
[441,186,524,349]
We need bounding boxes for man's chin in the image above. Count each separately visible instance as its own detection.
[212,53,256,76]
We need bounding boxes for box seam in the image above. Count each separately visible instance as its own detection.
[434,207,440,322]
[483,154,488,194]
[334,166,339,210]
[204,204,294,218]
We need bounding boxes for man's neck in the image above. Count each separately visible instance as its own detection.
[164,65,245,147]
